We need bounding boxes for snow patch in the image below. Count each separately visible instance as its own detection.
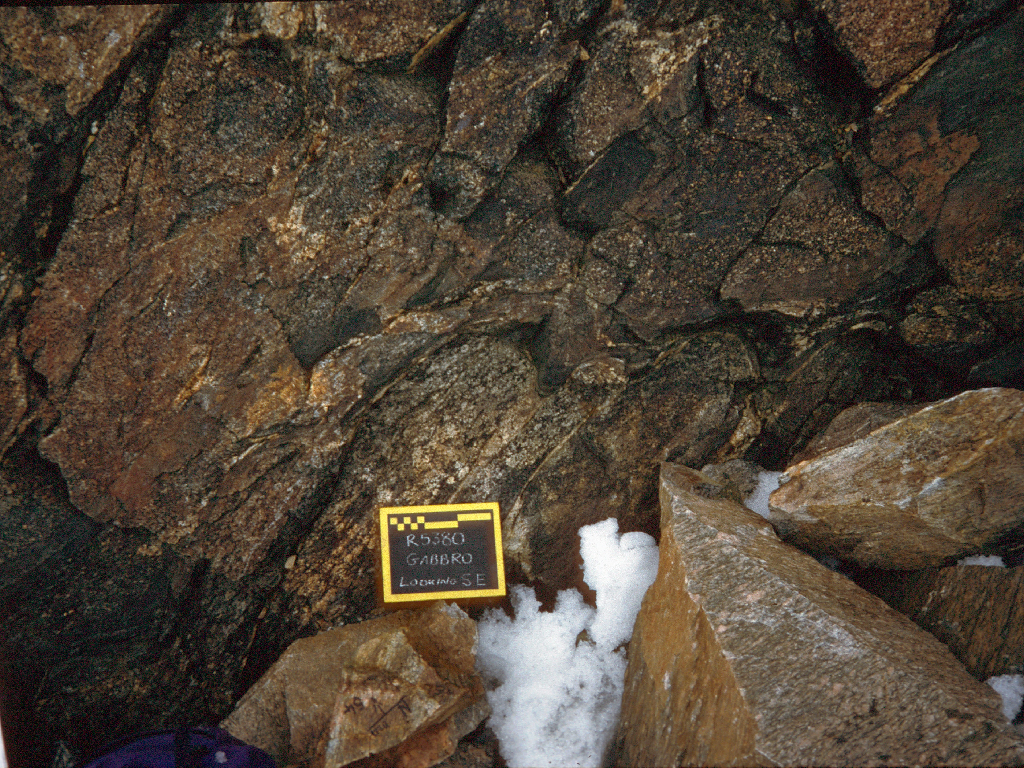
[987,674,1024,721]
[744,470,783,519]
[476,518,659,767]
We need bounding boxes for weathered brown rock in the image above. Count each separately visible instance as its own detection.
[553,13,718,182]
[868,564,1024,680]
[285,330,757,621]
[429,0,578,217]
[721,165,912,316]
[3,1,1023,762]
[309,1,474,65]
[769,388,1024,569]
[612,462,1024,766]
[858,9,1024,299]
[0,326,28,453]
[554,1,840,338]
[222,601,487,768]
[19,18,449,579]
[0,5,173,120]
[899,286,1000,370]
[0,5,176,273]
[811,0,950,88]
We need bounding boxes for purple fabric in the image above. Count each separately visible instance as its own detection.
[79,727,276,768]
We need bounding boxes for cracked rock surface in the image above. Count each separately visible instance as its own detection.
[1,2,1023,764]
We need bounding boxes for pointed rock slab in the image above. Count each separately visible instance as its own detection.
[222,602,487,768]
[612,463,1024,767]
[769,388,1024,569]
[868,564,1024,680]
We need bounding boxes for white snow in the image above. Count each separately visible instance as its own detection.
[957,555,1006,567]
[987,674,1024,721]
[476,518,659,768]
[579,519,660,649]
[744,470,783,519]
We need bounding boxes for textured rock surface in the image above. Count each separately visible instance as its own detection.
[721,164,912,317]
[222,601,486,768]
[612,463,1024,766]
[429,0,578,217]
[0,5,173,119]
[769,388,1024,568]
[857,8,1024,299]
[1,1,1023,762]
[867,564,1024,680]
[811,0,950,88]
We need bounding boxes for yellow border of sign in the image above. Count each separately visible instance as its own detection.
[379,502,505,602]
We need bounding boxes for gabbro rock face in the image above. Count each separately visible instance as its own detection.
[2,0,1024,760]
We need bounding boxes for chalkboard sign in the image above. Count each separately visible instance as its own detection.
[379,502,506,602]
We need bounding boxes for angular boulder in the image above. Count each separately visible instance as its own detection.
[221,601,487,768]
[769,388,1024,569]
[612,462,1024,766]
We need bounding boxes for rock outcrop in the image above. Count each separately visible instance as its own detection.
[1,1,1023,763]
[613,463,1024,766]
[769,388,1024,569]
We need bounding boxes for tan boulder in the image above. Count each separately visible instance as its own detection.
[612,462,1024,767]
[769,388,1024,569]
[221,601,488,768]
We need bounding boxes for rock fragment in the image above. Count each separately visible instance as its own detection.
[222,601,487,768]
[769,387,1024,569]
[612,462,1024,766]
